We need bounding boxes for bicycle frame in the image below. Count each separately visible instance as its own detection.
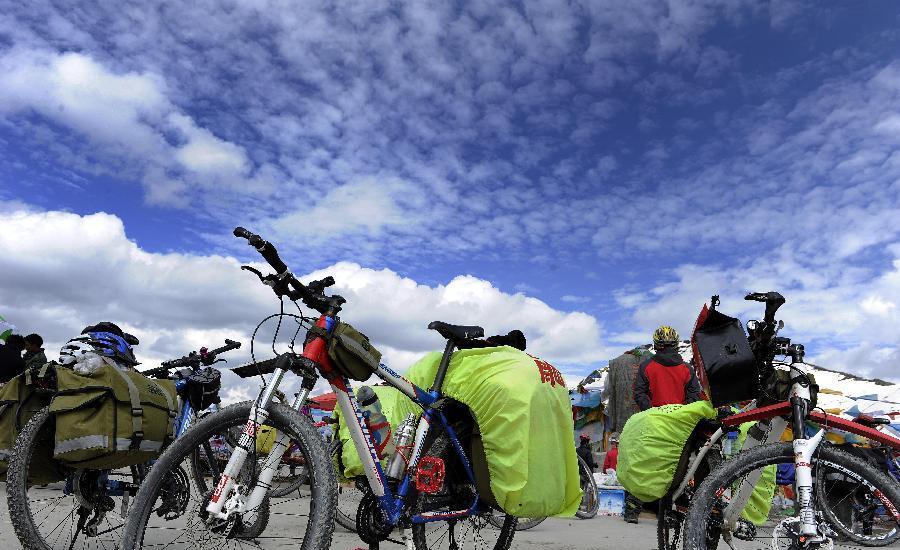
[205,314,481,528]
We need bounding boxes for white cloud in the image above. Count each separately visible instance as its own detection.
[0,207,610,396]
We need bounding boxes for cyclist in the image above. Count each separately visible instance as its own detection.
[634,325,700,411]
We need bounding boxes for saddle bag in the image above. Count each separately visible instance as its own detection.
[0,364,61,483]
[691,304,759,407]
[51,360,178,469]
[326,322,382,381]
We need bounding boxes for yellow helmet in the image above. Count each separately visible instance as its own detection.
[652,325,679,349]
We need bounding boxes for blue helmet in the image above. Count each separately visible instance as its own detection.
[86,331,140,366]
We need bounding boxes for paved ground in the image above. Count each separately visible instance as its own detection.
[1,493,888,550]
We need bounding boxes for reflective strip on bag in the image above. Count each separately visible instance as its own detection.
[55,435,163,455]
[55,435,109,454]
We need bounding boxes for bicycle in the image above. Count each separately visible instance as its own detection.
[5,339,243,550]
[121,227,540,550]
[680,294,900,550]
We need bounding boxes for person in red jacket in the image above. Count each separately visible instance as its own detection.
[602,432,619,472]
[634,325,701,411]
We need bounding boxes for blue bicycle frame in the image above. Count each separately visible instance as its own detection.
[317,315,481,526]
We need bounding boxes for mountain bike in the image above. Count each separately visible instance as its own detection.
[5,340,243,550]
[681,294,900,550]
[121,227,531,550]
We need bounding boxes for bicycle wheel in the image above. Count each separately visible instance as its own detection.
[816,458,900,546]
[119,401,336,550]
[335,476,365,532]
[267,458,309,498]
[6,407,145,550]
[487,511,546,530]
[684,442,900,550]
[410,430,517,550]
[575,455,599,519]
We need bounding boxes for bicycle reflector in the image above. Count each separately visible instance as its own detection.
[415,457,446,494]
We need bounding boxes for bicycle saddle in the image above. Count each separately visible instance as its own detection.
[428,321,484,341]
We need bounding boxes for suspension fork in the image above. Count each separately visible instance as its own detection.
[205,366,288,518]
[244,377,317,508]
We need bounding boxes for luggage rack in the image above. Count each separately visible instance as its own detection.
[231,357,280,378]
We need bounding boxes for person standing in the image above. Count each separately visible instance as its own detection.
[602,347,651,434]
[577,434,598,471]
[0,334,26,384]
[634,326,701,411]
[602,432,619,472]
[23,333,47,369]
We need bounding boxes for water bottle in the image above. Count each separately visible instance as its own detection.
[387,413,417,479]
[723,430,739,456]
[357,386,396,459]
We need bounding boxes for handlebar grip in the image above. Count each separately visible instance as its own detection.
[233,227,289,274]
[209,339,242,357]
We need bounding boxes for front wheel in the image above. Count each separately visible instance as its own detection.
[684,443,900,550]
[119,401,336,550]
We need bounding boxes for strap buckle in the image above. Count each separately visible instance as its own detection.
[132,407,144,417]
[130,431,145,450]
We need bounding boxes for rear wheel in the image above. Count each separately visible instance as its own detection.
[684,443,900,550]
[119,401,336,550]
[6,407,145,550]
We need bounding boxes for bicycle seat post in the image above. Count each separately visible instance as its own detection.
[429,339,456,394]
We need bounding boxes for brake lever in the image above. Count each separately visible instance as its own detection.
[241,265,266,282]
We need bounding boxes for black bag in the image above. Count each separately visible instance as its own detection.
[183,367,221,411]
[691,305,759,407]
[326,322,381,381]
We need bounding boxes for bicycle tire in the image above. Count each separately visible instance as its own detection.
[575,455,599,519]
[684,442,900,550]
[487,512,546,530]
[816,455,900,546]
[119,401,336,550]
[6,407,143,550]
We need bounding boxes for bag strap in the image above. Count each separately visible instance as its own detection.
[109,367,144,450]
[157,381,177,445]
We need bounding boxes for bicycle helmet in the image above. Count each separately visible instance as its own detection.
[59,337,102,366]
[86,331,140,366]
[652,325,679,349]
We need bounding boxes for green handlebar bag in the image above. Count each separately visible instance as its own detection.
[51,360,178,469]
[327,322,382,381]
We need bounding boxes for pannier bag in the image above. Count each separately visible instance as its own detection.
[618,400,718,501]
[691,304,759,407]
[404,347,581,518]
[331,348,581,518]
[326,322,382,381]
[0,364,63,483]
[50,359,178,469]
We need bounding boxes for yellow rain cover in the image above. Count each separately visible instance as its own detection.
[618,400,718,501]
[332,346,581,517]
[404,347,581,518]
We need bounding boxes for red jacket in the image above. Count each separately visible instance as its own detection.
[603,446,619,471]
[633,349,701,410]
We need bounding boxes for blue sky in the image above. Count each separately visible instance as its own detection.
[2,0,900,385]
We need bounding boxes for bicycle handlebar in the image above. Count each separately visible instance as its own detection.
[233,227,345,314]
[142,339,242,379]
[744,291,786,323]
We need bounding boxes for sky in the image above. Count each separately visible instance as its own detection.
[1,0,900,398]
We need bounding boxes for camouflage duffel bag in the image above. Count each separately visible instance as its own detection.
[51,360,178,469]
